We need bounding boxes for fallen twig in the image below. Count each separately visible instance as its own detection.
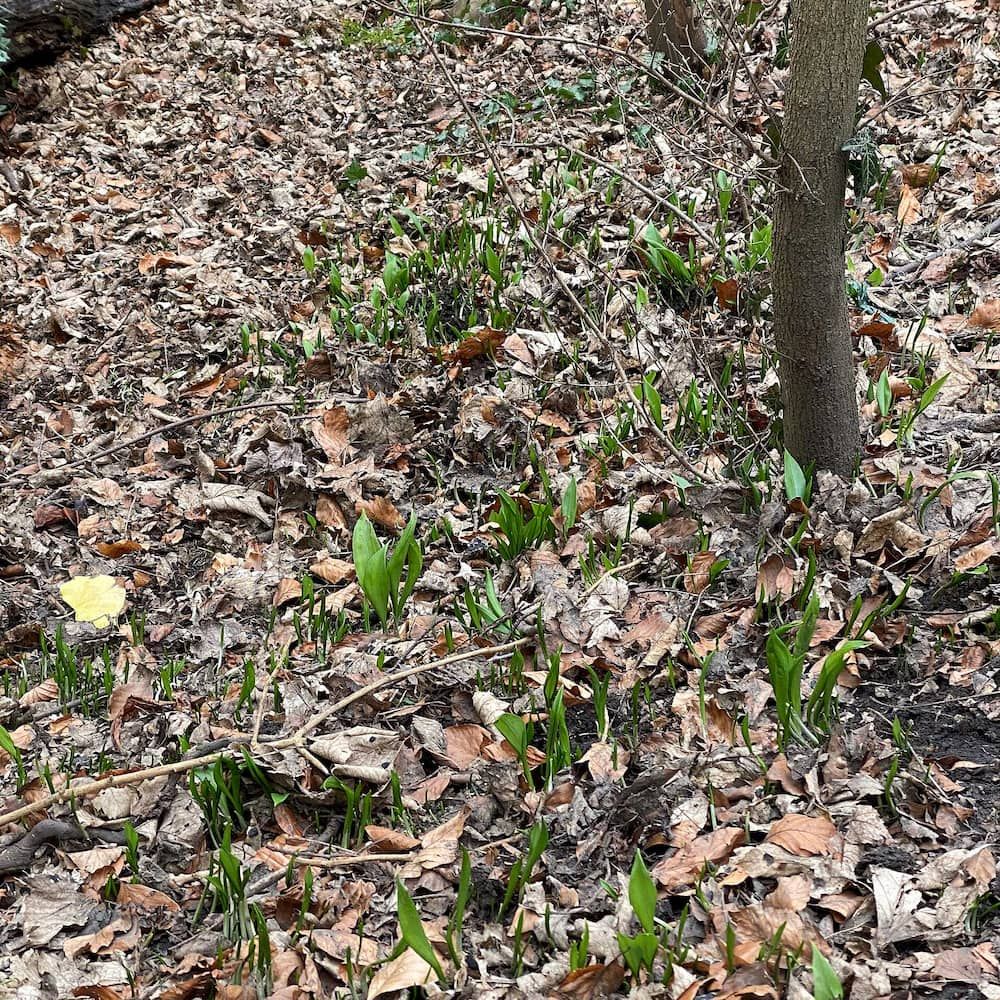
[0,637,531,829]
[18,395,363,486]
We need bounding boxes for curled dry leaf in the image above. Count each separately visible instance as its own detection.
[441,325,504,363]
[443,724,489,769]
[272,577,302,608]
[472,690,508,727]
[756,553,796,603]
[19,679,59,707]
[202,482,274,526]
[954,538,1000,573]
[309,556,354,584]
[897,183,922,226]
[365,824,420,852]
[683,549,717,595]
[900,162,939,188]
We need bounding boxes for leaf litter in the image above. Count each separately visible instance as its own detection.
[1,0,1000,997]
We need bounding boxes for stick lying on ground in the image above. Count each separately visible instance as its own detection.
[0,637,531,830]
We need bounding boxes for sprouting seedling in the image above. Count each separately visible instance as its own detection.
[395,879,446,982]
[123,821,140,880]
[766,595,867,749]
[783,449,812,504]
[495,712,533,790]
[0,725,27,790]
[490,491,555,559]
[617,851,660,977]
[811,949,844,1000]
[499,820,548,918]
[586,665,612,742]
[445,849,472,968]
[352,512,423,630]
[561,476,579,534]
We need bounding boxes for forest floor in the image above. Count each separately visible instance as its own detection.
[2,0,1000,997]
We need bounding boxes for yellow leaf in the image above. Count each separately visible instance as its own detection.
[60,575,127,628]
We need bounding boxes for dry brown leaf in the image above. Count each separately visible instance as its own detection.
[367,950,435,998]
[94,540,143,558]
[444,724,489,768]
[309,556,354,584]
[272,577,302,608]
[766,874,812,910]
[897,183,922,226]
[365,825,420,851]
[932,943,998,983]
[684,550,718,595]
[137,251,197,274]
[552,961,626,997]
[67,846,125,876]
[356,495,405,531]
[312,406,352,463]
[311,928,380,966]
[814,890,866,919]
[756,554,796,603]
[729,904,819,960]
[115,882,181,912]
[969,300,1000,330]
[202,483,273,526]
[873,866,923,946]
[315,493,347,530]
[159,975,215,1000]
[581,741,629,781]
[652,827,746,890]
[954,538,1000,573]
[64,914,140,957]
[764,813,837,856]
[441,326,504,363]
[900,163,938,188]
[19,679,58,707]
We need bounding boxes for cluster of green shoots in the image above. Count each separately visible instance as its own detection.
[352,512,423,630]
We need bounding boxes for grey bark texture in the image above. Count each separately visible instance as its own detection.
[643,0,710,70]
[1,0,157,66]
[772,0,870,476]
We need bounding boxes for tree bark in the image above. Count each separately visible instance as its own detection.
[643,0,710,71]
[772,0,869,476]
[1,0,158,66]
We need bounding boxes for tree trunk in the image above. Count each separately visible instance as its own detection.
[1,0,158,66]
[772,0,869,476]
[643,0,710,71]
